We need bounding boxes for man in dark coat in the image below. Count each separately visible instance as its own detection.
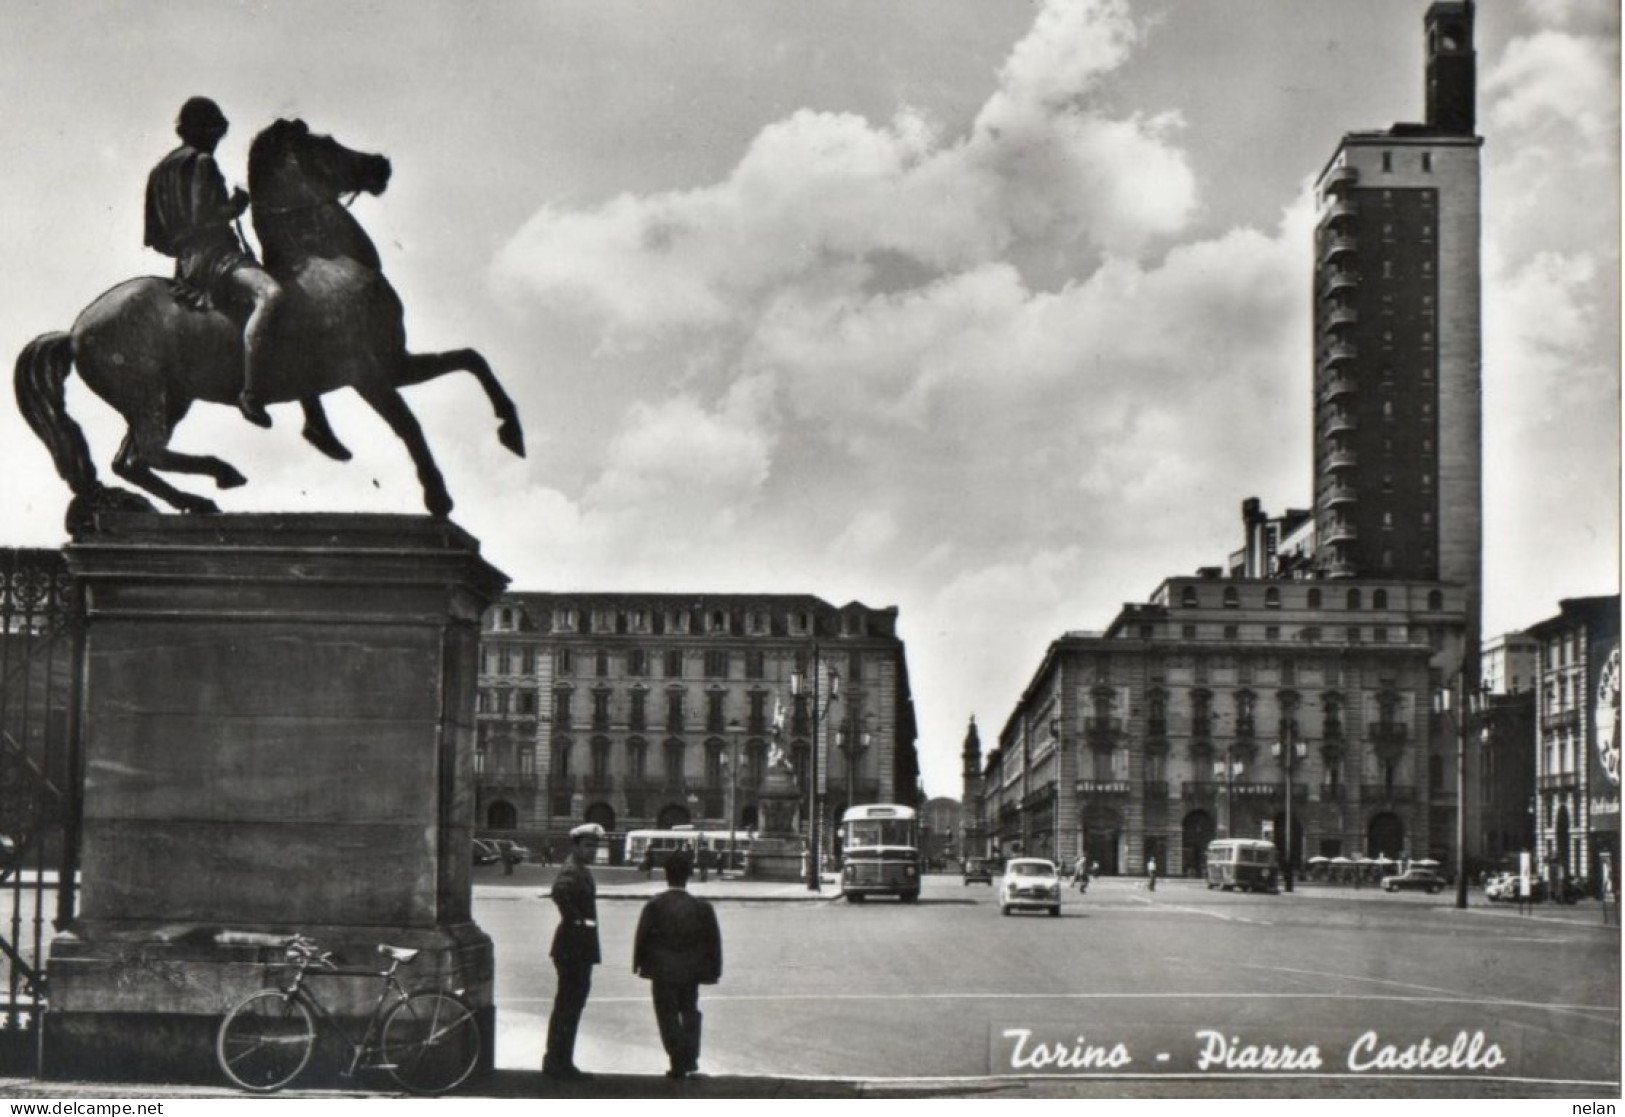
[543,823,603,1081]
[144,95,283,428]
[633,851,723,1079]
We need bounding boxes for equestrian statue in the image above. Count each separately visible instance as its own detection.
[15,99,525,533]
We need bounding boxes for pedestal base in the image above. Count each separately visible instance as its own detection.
[747,836,807,882]
[42,513,506,1084]
[42,921,493,1084]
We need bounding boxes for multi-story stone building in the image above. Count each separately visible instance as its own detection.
[976,4,1489,879]
[473,592,920,859]
[1527,596,1620,894]
[981,576,1461,878]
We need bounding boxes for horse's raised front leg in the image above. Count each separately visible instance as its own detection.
[111,405,235,514]
[357,383,452,518]
[396,349,525,457]
[300,398,353,461]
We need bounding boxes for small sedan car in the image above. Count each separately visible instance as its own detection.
[962,858,995,886]
[999,858,1062,916]
[472,839,500,866]
[1381,867,1446,894]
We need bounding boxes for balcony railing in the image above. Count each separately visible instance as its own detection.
[1319,235,1358,267]
[1077,779,1131,795]
[1325,305,1359,331]
[1182,781,1221,799]
[1321,483,1358,508]
[1084,717,1124,736]
[1538,772,1580,792]
[480,770,541,790]
[1324,197,1359,226]
[1322,519,1358,544]
[1323,448,1358,472]
[1320,268,1360,299]
[1320,371,1356,402]
[1322,410,1357,437]
[1322,341,1358,369]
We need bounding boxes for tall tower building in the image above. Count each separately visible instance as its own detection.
[1311,0,1481,612]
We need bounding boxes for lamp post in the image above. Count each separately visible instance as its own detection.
[841,721,872,813]
[1436,675,1484,911]
[1272,730,1307,892]
[726,719,741,878]
[1214,745,1241,838]
[791,652,839,892]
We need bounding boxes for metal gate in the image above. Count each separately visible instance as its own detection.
[0,548,81,1067]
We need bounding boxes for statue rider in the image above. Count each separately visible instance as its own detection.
[144,96,282,428]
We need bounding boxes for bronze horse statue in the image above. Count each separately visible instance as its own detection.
[15,119,524,531]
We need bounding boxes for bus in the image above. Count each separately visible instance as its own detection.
[624,828,753,873]
[839,804,921,902]
[1205,838,1280,893]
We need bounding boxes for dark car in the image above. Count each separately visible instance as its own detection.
[1381,867,1446,893]
[963,858,995,886]
[472,839,500,866]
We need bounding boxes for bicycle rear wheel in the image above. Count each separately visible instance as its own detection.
[381,991,481,1094]
[217,989,317,1092]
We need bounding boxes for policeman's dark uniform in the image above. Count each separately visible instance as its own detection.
[543,824,602,1080]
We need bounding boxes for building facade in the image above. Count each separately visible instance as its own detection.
[1527,596,1620,895]
[980,577,1464,878]
[473,592,920,859]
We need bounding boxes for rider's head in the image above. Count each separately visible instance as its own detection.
[177,97,229,148]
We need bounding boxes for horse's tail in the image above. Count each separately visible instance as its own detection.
[14,331,99,498]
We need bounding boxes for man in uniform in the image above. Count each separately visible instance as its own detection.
[144,96,283,428]
[633,851,722,1079]
[543,822,603,1081]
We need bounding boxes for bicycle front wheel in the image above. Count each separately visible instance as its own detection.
[217,989,317,1092]
[381,991,481,1095]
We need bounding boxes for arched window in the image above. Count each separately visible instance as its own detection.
[1223,587,1240,609]
[1181,586,1199,608]
[1427,589,1443,611]
[1308,588,1322,609]
[1373,589,1388,609]
[1346,589,1362,611]
[1265,587,1281,609]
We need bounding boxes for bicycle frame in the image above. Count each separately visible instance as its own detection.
[272,954,417,1079]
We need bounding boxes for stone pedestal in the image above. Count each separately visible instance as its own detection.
[747,761,806,882]
[42,514,506,1083]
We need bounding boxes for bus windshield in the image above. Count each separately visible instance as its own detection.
[845,819,915,849]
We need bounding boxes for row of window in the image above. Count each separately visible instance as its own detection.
[493,603,870,639]
[1178,585,1444,611]
[482,646,777,680]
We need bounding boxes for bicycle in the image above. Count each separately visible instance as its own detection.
[216,934,482,1095]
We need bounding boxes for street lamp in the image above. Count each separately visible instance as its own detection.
[840,720,872,814]
[726,719,742,878]
[1436,675,1485,911]
[791,653,839,893]
[1271,730,1307,892]
[1214,745,1242,838]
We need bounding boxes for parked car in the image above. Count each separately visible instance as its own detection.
[1484,872,1519,902]
[999,858,1062,916]
[962,858,995,886]
[1381,867,1446,894]
[492,839,530,864]
[472,839,500,866]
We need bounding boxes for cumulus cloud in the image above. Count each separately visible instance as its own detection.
[492,0,1196,346]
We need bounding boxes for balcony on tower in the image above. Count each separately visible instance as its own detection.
[1323,163,1359,195]
[1320,268,1360,301]
[1323,411,1357,440]
[1324,197,1359,229]
[1322,517,1358,545]
[1321,341,1358,371]
[1322,446,1359,472]
[1320,369,1357,404]
[1324,304,1359,332]
[1321,481,1358,509]
[1319,234,1358,268]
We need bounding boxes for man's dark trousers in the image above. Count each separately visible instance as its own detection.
[545,963,592,1070]
[651,980,702,1073]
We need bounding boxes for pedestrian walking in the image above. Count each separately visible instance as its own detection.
[1074,855,1089,893]
[633,851,723,1080]
[1146,856,1158,891]
[543,823,603,1082]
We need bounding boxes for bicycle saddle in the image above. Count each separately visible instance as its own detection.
[378,944,421,963]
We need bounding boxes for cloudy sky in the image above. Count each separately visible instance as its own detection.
[2,0,1617,797]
